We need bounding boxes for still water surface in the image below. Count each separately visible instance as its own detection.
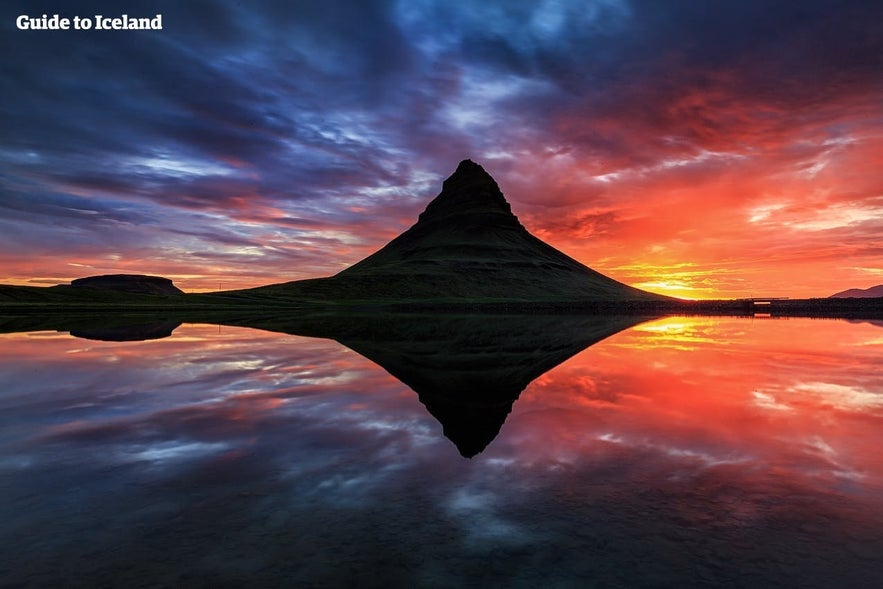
[0,316,881,587]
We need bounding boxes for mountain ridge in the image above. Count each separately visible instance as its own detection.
[830,285,883,298]
[243,159,663,303]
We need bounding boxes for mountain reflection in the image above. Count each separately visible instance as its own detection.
[71,320,182,342]
[253,313,649,457]
[1,312,648,456]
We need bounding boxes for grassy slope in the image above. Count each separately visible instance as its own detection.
[0,284,185,305]
[326,207,663,302]
[227,220,663,304]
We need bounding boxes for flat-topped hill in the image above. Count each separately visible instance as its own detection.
[70,274,183,296]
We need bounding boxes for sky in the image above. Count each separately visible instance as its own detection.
[1,0,881,298]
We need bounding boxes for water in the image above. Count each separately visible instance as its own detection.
[0,315,881,587]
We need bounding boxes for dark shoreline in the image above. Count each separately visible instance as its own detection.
[385,297,883,319]
[1,296,881,322]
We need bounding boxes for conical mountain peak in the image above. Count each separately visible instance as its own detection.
[285,159,664,302]
[418,159,514,223]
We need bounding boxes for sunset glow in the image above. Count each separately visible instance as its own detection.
[2,1,881,297]
[512,316,883,489]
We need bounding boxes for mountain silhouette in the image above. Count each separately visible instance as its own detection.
[238,160,662,303]
[830,285,883,298]
[70,274,183,295]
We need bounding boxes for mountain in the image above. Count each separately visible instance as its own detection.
[830,285,883,298]
[70,274,183,295]
[241,160,662,303]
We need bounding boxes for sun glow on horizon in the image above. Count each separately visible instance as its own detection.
[631,280,705,300]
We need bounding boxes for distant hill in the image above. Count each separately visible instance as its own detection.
[0,274,187,309]
[830,285,883,298]
[71,274,183,295]
[0,283,184,306]
[238,160,663,303]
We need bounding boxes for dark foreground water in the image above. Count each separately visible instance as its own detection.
[0,316,881,588]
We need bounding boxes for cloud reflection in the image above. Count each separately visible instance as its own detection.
[1,318,882,586]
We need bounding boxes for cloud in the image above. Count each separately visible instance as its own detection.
[1,0,881,295]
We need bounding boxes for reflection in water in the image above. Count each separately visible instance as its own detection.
[71,320,182,342]
[303,314,646,457]
[0,316,881,587]
[36,313,648,457]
